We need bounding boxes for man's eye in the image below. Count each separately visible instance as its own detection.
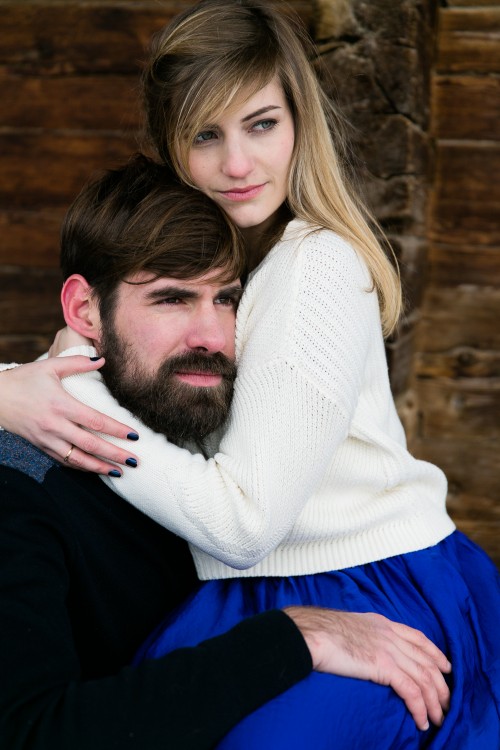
[215,296,238,307]
[159,297,182,305]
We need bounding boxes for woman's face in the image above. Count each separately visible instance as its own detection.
[187,78,295,239]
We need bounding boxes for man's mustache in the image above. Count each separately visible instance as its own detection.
[158,351,236,381]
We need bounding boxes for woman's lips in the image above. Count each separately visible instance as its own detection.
[218,184,266,202]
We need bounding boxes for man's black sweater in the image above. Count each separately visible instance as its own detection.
[0,432,311,749]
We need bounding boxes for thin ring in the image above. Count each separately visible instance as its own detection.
[63,445,74,463]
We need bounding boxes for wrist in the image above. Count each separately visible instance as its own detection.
[282,606,324,671]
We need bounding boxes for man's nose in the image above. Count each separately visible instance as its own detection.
[185,310,227,353]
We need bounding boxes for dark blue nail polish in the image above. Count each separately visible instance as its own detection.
[108,469,121,478]
[90,356,102,361]
[125,458,137,468]
[127,432,139,441]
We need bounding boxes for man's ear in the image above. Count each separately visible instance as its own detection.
[61,274,102,342]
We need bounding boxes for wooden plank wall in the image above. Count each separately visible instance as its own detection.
[414,1,500,565]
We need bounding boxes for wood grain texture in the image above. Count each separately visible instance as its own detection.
[432,74,500,140]
[0,334,56,365]
[416,377,500,439]
[1,75,143,131]
[429,142,500,245]
[447,0,500,6]
[418,287,500,352]
[1,133,139,209]
[416,347,500,379]
[413,435,500,566]
[426,242,500,287]
[0,3,176,73]
[436,8,500,73]
[0,269,64,335]
[0,210,63,268]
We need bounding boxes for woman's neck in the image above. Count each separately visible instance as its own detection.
[241,227,268,272]
[242,204,293,272]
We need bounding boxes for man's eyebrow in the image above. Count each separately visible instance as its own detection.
[218,284,243,299]
[144,285,198,301]
[241,105,281,124]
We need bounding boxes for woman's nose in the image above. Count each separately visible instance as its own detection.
[221,139,254,179]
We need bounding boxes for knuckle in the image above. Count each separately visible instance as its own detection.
[403,680,422,701]
[368,612,385,627]
[409,642,431,666]
[87,413,106,433]
[413,630,428,648]
[438,680,450,699]
[50,395,71,417]
[69,452,85,469]
[80,435,99,455]
[417,668,433,689]
[35,414,57,434]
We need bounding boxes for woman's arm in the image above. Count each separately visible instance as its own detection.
[62,231,379,567]
[0,352,139,474]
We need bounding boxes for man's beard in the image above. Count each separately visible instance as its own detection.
[99,326,236,445]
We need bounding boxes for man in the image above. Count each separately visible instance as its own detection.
[0,155,450,749]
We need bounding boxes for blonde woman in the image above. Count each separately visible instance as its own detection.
[1,2,498,746]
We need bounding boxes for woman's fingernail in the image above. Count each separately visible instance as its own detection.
[127,432,139,441]
[125,458,138,467]
[108,469,121,478]
[90,356,102,361]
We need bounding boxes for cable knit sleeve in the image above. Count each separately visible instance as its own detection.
[63,225,379,569]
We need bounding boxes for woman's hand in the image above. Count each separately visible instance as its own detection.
[48,326,90,357]
[0,357,139,475]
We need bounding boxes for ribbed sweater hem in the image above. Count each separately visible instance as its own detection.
[192,512,456,580]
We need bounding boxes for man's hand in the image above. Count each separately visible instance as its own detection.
[284,606,451,732]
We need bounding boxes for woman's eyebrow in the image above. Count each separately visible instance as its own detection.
[241,105,282,123]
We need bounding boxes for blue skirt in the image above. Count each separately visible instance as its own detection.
[136,531,500,748]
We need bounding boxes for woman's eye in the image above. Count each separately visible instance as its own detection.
[194,130,217,143]
[253,119,277,132]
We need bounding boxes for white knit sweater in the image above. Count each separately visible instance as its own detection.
[7,220,456,578]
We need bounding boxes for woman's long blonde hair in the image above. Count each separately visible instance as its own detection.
[143,0,402,335]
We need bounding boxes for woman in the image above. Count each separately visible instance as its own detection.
[1,1,499,747]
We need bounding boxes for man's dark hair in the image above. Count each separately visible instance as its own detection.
[60,153,245,319]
